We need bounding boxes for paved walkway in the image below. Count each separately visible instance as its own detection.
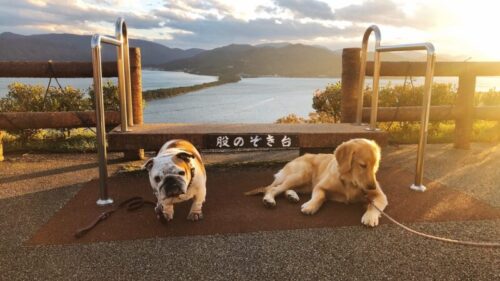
[0,144,499,280]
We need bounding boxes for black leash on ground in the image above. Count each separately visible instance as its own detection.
[74,197,158,238]
[369,201,500,247]
[75,196,499,247]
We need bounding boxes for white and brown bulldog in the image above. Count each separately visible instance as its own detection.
[143,139,207,222]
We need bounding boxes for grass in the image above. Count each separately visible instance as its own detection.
[382,120,500,144]
[3,128,97,153]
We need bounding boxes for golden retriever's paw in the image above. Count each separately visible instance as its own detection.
[187,211,203,221]
[262,196,277,208]
[285,190,300,203]
[361,210,380,227]
[301,201,320,215]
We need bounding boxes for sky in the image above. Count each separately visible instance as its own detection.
[0,0,499,60]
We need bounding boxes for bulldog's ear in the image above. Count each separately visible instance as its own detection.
[142,158,154,171]
[335,141,354,174]
[176,152,194,162]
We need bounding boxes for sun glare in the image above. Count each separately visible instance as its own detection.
[441,1,500,60]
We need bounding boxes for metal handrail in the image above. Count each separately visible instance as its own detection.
[357,25,436,192]
[116,18,134,127]
[356,25,381,125]
[91,17,133,206]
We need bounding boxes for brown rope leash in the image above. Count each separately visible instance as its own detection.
[74,196,158,238]
[369,201,500,247]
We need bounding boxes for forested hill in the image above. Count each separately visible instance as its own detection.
[0,32,204,66]
[161,43,343,77]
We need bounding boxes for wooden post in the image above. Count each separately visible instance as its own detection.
[341,48,361,123]
[454,71,476,149]
[123,47,144,160]
[130,48,143,125]
[0,131,4,161]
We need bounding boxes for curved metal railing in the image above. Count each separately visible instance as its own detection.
[356,25,436,192]
[91,18,133,206]
[356,25,381,126]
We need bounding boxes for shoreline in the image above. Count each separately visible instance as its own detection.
[142,75,241,100]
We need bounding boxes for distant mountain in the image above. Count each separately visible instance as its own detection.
[160,43,442,77]
[255,42,291,48]
[0,32,204,66]
[162,44,344,77]
[0,32,458,76]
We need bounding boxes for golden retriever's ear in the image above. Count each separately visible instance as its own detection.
[335,141,354,174]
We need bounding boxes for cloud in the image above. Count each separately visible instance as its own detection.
[0,0,162,34]
[0,0,484,59]
[333,0,441,29]
[273,0,334,20]
[159,15,363,49]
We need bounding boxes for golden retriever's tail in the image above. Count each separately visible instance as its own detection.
[245,169,285,196]
[244,186,267,196]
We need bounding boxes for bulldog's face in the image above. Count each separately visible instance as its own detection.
[143,152,194,201]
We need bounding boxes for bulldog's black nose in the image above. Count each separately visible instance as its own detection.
[161,176,184,197]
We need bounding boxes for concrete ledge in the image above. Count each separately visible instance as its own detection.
[108,123,388,151]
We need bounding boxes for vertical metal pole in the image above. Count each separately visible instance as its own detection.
[92,35,113,206]
[124,35,134,127]
[117,18,134,127]
[368,50,381,131]
[356,26,381,125]
[411,52,436,192]
[0,131,4,161]
[356,45,368,125]
[116,40,129,132]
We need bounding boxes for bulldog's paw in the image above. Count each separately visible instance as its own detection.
[285,190,300,203]
[262,196,276,208]
[164,212,174,221]
[156,212,173,223]
[187,211,204,221]
[301,201,320,215]
[361,210,380,227]
[156,213,167,224]
[155,205,167,224]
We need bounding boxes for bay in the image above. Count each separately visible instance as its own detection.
[0,70,218,97]
[1,70,499,124]
[143,76,500,123]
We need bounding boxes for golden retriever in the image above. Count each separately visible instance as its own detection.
[245,138,388,227]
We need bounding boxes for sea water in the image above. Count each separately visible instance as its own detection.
[1,71,499,123]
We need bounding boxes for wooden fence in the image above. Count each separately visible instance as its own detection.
[341,48,500,149]
[0,47,144,159]
[1,46,500,161]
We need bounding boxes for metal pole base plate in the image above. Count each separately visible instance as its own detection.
[96,198,114,206]
[410,184,426,192]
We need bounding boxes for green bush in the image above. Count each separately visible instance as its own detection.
[0,83,92,140]
[0,81,119,142]
[278,81,500,143]
[311,82,342,121]
[87,81,120,111]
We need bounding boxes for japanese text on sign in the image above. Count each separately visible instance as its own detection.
[207,134,297,149]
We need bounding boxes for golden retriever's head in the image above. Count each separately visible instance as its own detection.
[334,138,381,191]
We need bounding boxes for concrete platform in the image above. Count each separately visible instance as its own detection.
[1,144,499,280]
[107,123,388,151]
